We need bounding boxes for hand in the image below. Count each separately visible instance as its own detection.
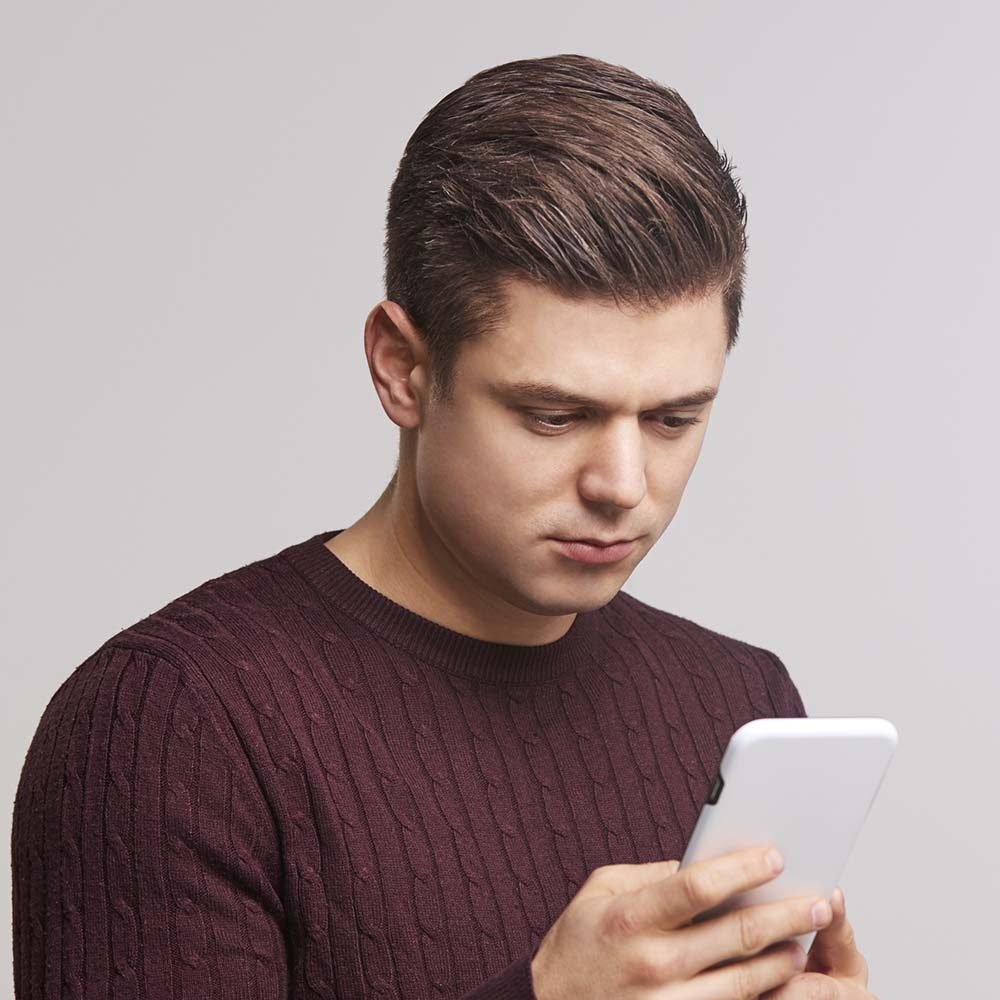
[759,887,877,999]
[530,845,835,1000]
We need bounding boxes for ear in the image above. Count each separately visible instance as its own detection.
[363,299,431,430]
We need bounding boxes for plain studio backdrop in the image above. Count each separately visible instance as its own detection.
[2,2,997,996]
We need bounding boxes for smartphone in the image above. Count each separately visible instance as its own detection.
[679,717,898,953]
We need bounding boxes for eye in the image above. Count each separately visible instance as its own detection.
[524,412,702,434]
[526,413,576,429]
[659,415,702,430]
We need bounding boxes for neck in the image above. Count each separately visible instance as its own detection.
[325,470,578,646]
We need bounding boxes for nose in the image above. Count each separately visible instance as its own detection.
[577,420,647,511]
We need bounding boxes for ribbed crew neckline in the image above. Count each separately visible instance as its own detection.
[281,528,606,684]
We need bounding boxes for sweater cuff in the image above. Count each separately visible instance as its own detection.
[461,954,537,1000]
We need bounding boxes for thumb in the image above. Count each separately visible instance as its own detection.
[807,887,867,981]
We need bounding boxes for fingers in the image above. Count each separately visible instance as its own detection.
[666,892,833,979]
[806,887,869,983]
[681,940,808,1000]
[587,858,681,896]
[629,844,784,932]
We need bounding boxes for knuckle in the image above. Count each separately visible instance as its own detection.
[626,950,661,986]
[730,960,763,1000]
[682,867,720,910]
[736,911,766,955]
[628,944,685,986]
[659,946,687,984]
[599,901,642,942]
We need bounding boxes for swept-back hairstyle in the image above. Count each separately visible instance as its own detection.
[383,53,748,405]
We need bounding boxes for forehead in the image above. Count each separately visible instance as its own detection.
[460,278,729,405]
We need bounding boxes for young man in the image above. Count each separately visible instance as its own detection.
[12,54,874,999]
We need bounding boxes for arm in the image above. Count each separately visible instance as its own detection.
[12,644,286,998]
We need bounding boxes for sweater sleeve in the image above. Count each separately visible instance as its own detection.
[459,953,537,999]
[11,644,287,999]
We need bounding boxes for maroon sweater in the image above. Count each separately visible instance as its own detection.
[11,528,806,999]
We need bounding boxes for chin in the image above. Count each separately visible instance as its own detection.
[520,574,626,614]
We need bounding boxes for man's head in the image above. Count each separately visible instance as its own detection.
[357,54,747,627]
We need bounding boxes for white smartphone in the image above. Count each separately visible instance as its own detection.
[679,717,898,953]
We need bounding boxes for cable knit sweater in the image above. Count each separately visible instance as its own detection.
[11,527,807,999]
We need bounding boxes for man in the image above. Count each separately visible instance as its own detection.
[12,54,875,998]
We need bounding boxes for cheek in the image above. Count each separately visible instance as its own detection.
[450,410,556,490]
[415,412,530,525]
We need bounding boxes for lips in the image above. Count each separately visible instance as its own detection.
[553,537,638,564]
[558,537,633,547]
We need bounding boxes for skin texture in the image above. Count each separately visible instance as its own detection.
[327,276,727,645]
[329,277,877,998]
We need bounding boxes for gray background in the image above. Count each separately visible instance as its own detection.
[3,2,997,996]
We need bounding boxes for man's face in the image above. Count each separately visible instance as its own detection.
[411,278,729,618]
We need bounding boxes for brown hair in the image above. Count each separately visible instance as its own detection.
[383,53,748,405]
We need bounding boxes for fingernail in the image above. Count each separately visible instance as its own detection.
[766,848,784,874]
[834,887,844,908]
[812,900,832,928]
[792,944,807,970]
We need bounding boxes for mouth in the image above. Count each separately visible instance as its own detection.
[550,537,639,565]
[554,537,636,547]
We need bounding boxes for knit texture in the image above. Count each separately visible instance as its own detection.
[11,527,806,999]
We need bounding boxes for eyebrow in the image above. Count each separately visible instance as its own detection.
[487,379,719,411]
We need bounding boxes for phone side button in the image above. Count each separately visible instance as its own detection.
[706,772,725,805]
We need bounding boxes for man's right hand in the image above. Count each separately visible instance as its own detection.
[530,845,834,1000]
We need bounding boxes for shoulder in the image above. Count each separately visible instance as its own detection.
[604,589,806,716]
[118,541,292,631]
[20,552,296,817]
[31,543,310,766]
[99,542,311,688]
